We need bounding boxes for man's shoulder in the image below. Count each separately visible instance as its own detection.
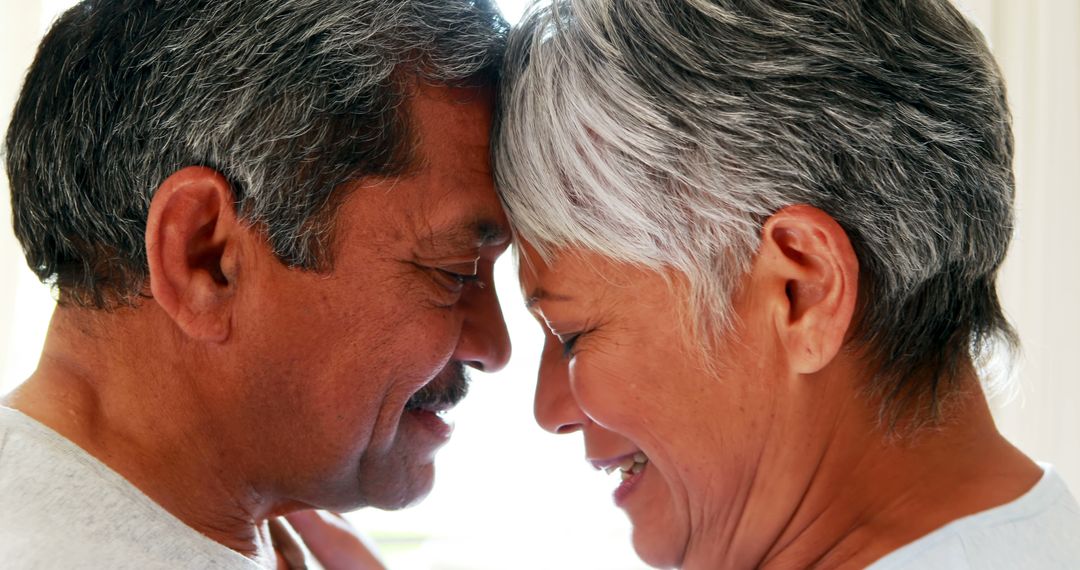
[868,465,1080,569]
[0,407,260,569]
[1,532,243,570]
[0,406,134,521]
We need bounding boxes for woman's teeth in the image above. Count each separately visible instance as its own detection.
[604,452,649,480]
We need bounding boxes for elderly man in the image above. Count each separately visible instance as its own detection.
[0,0,509,567]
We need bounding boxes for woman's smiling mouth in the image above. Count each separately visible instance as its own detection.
[590,451,651,505]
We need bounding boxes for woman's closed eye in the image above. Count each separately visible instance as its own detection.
[557,332,582,358]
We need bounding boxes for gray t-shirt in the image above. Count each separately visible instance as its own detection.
[867,462,1080,569]
[0,406,267,569]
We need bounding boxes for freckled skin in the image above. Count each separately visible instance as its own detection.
[522,248,716,567]
[520,239,1040,569]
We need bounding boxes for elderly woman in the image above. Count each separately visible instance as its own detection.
[494,1,1080,568]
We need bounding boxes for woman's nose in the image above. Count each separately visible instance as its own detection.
[534,335,586,435]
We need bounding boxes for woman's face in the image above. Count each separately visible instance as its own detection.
[520,243,793,568]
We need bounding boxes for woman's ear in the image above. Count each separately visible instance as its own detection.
[145,166,240,342]
[753,205,859,374]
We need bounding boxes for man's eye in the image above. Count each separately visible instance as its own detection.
[431,265,482,294]
[438,269,480,289]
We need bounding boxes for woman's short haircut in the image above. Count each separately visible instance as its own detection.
[5,0,507,309]
[494,0,1016,426]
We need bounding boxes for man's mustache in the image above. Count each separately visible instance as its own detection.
[404,363,470,412]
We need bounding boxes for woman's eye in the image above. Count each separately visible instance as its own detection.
[560,333,581,358]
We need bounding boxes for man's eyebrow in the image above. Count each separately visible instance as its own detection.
[426,218,510,249]
[525,288,574,308]
[473,219,510,246]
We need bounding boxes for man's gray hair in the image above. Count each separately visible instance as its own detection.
[494,0,1016,425]
[5,0,507,308]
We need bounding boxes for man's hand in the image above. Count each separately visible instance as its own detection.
[285,510,388,570]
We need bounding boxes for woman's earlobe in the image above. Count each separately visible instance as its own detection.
[145,166,239,343]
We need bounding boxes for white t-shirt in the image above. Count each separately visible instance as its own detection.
[0,406,302,569]
[868,463,1080,569]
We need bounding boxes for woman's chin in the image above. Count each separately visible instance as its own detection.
[630,525,686,569]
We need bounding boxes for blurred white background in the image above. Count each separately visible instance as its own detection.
[1,1,1077,569]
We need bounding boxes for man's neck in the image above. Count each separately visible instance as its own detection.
[4,306,280,564]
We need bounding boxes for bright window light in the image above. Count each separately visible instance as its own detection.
[351,256,647,569]
[496,0,533,25]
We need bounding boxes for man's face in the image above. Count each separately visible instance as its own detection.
[230,84,510,511]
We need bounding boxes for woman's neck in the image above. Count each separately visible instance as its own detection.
[753,373,1041,570]
[677,362,1041,570]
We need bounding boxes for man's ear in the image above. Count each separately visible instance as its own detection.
[754,205,859,374]
[145,166,240,343]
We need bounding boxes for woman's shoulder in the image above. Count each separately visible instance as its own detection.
[867,464,1080,570]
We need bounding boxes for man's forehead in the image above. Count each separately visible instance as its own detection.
[392,82,505,251]
[410,83,495,151]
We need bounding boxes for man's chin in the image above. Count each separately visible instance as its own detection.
[355,461,436,511]
[325,407,454,512]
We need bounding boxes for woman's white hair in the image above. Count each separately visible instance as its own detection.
[494,0,1017,426]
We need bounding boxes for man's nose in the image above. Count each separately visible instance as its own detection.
[453,274,511,373]
[534,336,586,435]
